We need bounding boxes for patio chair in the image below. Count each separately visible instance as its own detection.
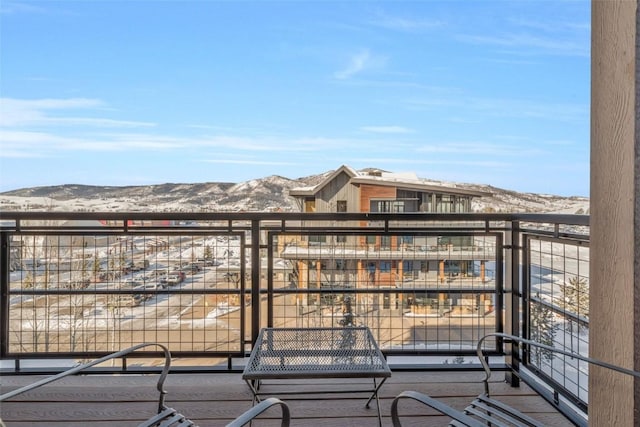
[0,343,290,427]
[391,332,640,427]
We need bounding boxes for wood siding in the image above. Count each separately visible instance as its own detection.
[359,185,396,213]
[314,170,360,213]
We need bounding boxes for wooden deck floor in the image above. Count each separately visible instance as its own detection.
[1,370,575,426]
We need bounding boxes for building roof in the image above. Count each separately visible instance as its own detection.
[289,165,489,198]
[61,219,105,228]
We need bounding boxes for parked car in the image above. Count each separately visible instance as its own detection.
[98,271,121,281]
[197,258,220,267]
[122,279,144,288]
[132,283,157,304]
[160,271,185,287]
[186,263,201,274]
[62,279,91,289]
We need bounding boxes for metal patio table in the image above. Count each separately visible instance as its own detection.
[242,326,392,426]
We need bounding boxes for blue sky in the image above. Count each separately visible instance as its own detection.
[0,1,590,196]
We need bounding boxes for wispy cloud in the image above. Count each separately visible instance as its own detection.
[356,157,509,168]
[507,17,589,34]
[368,12,444,33]
[192,135,359,152]
[0,95,370,157]
[0,1,46,14]
[334,50,384,80]
[201,159,298,166]
[416,141,545,157]
[0,98,155,128]
[456,9,589,58]
[405,96,588,123]
[457,33,588,57]
[0,123,372,158]
[331,78,459,94]
[3,97,103,110]
[360,126,414,134]
[0,130,183,157]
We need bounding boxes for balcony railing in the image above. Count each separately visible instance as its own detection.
[0,211,589,422]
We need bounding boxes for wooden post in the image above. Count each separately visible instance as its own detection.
[316,260,322,288]
[298,260,308,307]
[591,1,640,424]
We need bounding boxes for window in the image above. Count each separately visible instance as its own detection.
[436,195,454,213]
[420,261,429,273]
[455,196,471,213]
[444,260,461,275]
[370,200,406,213]
[336,200,347,212]
[421,193,433,212]
[438,236,473,247]
[366,235,376,245]
[380,261,392,272]
[396,192,419,212]
[381,235,391,249]
[309,235,326,244]
[397,190,417,199]
[304,198,316,212]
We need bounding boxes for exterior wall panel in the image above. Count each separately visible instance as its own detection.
[359,185,396,213]
[315,171,357,212]
[591,1,640,425]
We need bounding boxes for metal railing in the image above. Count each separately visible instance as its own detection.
[0,212,589,411]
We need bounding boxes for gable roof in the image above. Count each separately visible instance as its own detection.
[288,165,358,197]
[289,165,489,198]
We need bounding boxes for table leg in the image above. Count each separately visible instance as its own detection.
[365,377,386,426]
[245,379,262,405]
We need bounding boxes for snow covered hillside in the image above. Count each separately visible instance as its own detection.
[0,169,588,214]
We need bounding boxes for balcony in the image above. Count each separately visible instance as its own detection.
[0,212,591,425]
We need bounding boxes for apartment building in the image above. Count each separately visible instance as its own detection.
[281,165,494,315]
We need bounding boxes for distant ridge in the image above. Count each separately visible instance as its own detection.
[0,169,588,214]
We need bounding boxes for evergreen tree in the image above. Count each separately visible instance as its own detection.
[560,276,589,351]
[530,292,557,364]
[561,276,589,319]
[204,245,213,260]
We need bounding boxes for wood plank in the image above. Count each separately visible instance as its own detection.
[0,371,576,426]
[2,396,568,423]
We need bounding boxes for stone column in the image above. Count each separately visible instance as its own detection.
[591,1,640,424]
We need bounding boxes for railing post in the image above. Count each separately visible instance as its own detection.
[250,220,261,345]
[267,232,274,328]
[504,220,521,387]
[0,232,9,357]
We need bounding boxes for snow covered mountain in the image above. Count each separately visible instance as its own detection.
[0,169,588,214]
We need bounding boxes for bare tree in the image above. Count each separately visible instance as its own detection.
[92,256,102,281]
[15,234,57,353]
[65,283,91,352]
[105,294,122,364]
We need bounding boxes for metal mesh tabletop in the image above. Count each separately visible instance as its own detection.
[242,327,391,380]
